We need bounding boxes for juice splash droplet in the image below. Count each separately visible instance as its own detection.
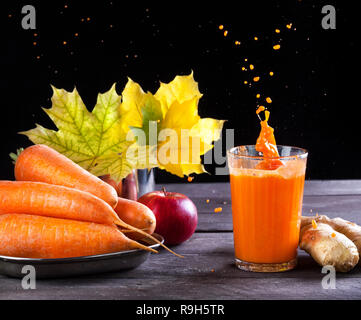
[255,109,283,170]
[256,106,265,114]
[312,220,318,229]
[273,44,281,50]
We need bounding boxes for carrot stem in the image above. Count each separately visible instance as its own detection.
[133,241,158,254]
[115,221,184,258]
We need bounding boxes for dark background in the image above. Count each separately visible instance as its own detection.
[1,0,360,183]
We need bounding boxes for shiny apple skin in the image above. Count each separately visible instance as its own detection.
[138,191,198,245]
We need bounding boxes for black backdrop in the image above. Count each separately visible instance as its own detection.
[1,0,360,183]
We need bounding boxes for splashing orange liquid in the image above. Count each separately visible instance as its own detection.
[255,108,283,170]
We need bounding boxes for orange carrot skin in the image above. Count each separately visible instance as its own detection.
[0,214,149,259]
[115,197,156,240]
[0,181,121,226]
[15,144,118,208]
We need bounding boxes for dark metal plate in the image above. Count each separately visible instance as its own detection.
[0,233,163,279]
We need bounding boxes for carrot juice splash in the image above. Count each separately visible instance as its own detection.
[227,108,307,272]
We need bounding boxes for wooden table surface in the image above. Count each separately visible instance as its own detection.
[1,180,361,300]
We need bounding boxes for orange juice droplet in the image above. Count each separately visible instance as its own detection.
[253,76,260,82]
[312,220,318,229]
[256,106,265,114]
[273,44,281,50]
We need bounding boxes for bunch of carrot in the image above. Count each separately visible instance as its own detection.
[0,144,180,259]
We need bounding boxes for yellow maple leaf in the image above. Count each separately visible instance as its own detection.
[155,71,203,115]
[126,72,225,178]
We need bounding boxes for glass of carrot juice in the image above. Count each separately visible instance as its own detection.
[227,145,308,272]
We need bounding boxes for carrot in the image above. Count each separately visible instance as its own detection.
[0,214,156,259]
[114,197,156,240]
[0,181,183,258]
[0,181,121,226]
[15,144,118,208]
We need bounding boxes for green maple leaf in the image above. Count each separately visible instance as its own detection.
[21,84,134,181]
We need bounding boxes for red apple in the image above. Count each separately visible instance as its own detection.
[138,188,198,245]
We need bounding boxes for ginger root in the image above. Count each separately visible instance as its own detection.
[300,215,360,272]
[302,215,361,254]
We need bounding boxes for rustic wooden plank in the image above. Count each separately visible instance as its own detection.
[160,180,361,198]
[1,233,360,300]
[191,194,361,232]
[303,180,361,196]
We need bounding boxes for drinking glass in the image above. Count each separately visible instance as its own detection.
[227,145,308,272]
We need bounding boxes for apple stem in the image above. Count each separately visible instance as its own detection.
[162,186,167,196]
